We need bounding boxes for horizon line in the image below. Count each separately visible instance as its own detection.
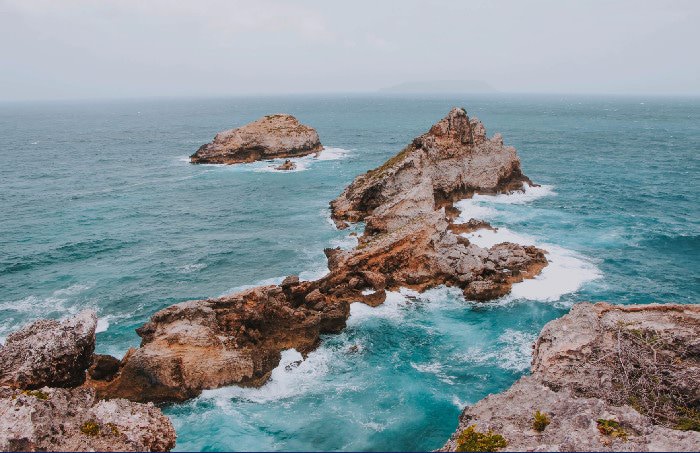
[2,90,700,104]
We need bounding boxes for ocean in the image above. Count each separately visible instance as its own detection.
[0,94,698,451]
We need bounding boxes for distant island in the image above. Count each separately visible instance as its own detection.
[380,80,496,94]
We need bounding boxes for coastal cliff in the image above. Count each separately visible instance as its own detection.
[90,107,549,403]
[441,302,700,452]
[190,114,323,164]
[0,312,176,452]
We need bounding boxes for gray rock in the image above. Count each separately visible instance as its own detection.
[441,303,700,451]
[0,310,97,389]
[0,386,176,452]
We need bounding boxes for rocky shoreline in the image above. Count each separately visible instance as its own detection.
[441,303,700,452]
[85,107,549,403]
[190,113,323,164]
[0,311,176,452]
[3,107,697,451]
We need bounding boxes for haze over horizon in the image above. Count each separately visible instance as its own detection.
[1,0,699,101]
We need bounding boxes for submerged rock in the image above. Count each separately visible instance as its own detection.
[275,159,297,171]
[0,386,176,452]
[96,108,548,402]
[441,303,700,452]
[0,310,96,389]
[190,114,322,164]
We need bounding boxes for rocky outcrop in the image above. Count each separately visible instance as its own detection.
[0,312,177,452]
[0,387,176,452]
[275,159,297,171]
[94,108,548,403]
[441,303,700,452]
[0,310,96,389]
[190,114,322,164]
[331,107,530,232]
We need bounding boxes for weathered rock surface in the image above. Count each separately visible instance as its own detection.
[0,310,96,389]
[0,386,176,452]
[441,303,700,452]
[331,107,530,232]
[0,313,177,451]
[95,108,548,402]
[190,114,322,164]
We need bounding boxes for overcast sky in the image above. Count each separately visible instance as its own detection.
[1,0,698,101]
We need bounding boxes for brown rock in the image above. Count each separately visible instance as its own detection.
[190,114,322,164]
[88,354,121,382]
[98,108,548,403]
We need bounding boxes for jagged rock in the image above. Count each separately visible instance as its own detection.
[96,108,548,403]
[275,159,297,171]
[330,107,530,231]
[441,303,700,452]
[0,310,96,389]
[0,386,176,452]
[89,285,350,402]
[190,114,322,164]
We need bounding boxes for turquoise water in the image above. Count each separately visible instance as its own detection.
[0,95,698,451]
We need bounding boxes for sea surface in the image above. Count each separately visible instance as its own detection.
[0,94,698,451]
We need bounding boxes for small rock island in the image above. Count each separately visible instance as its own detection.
[190,114,323,164]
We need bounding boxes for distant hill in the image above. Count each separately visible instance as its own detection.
[379,80,496,94]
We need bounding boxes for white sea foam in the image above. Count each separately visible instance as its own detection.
[460,329,538,372]
[200,348,333,404]
[463,226,601,302]
[315,147,351,161]
[346,290,411,325]
[410,361,456,384]
[96,317,110,333]
[178,263,207,274]
[472,183,555,205]
[453,184,600,302]
[190,147,351,174]
[0,284,91,315]
[454,183,555,223]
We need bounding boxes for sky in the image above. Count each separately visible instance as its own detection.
[1,0,699,101]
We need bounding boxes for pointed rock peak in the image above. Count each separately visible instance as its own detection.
[426,107,486,147]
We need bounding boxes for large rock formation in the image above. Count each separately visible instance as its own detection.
[0,310,96,389]
[190,114,323,164]
[93,108,548,403]
[0,312,177,452]
[441,303,700,452]
[331,107,530,232]
[0,387,176,452]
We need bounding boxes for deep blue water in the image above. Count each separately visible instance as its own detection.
[0,95,698,451]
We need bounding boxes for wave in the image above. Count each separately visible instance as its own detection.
[458,328,538,372]
[199,347,333,404]
[462,226,601,302]
[185,147,351,174]
[454,184,600,302]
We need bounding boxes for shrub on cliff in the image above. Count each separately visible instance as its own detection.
[455,425,507,452]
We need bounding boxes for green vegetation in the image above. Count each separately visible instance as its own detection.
[532,410,551,432]
[596,419,628,440]
[455,425,508,452]
[675,407,700,432]
[106,422,121,436]
[80,420,100,436]
[21,389,49,400]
